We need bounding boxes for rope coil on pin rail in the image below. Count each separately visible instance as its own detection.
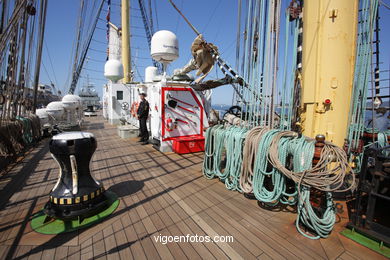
[240,126,269,193]
[267,131,356,193]
[202,125,247,191]
[251,129,298,205]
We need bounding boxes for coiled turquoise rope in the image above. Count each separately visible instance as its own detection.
[203,125,337,239]
[16,116,33,144]
[296,187,336,239]
[203,125,247,191]
[252,129,297,206]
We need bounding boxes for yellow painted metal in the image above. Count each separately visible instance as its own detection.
[300,0,358,147]
[121,0,132,83]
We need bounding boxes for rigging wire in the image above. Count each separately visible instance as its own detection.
[174,0,183,34]
[43,39,59,89]
[201,0,222,33]
[153,0,159,30]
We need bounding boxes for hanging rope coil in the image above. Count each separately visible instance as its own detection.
[223,127,247,191]
[296,187,336,239]
[0,121,24,156]
[16,116,33,144]
[240,126,269,193]
[203,125,247,191]
[268,131,355,193]
[251,129,297,205]
[203,125,353,239]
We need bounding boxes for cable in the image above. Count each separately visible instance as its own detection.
[44,39,59,88]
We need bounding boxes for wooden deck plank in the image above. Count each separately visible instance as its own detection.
[80,237,93,260]
[92,231,106,260]
[15,245,32,259]
[112,217,134,260]
[337,252,358,260]
[40,247,56,260]
[142,188,189,260]
[102,225,120,259]
[197,211,256,260]
[337,233,387,260]
[54,246,68,260]
[67,245,81,260]
[129,191,174,259]
[27,246,43,260]
[122,220,147,260]
[205,208,263,257]
[183,218,228,260]
[166,224,201,260]
[175,220,216,260]
[0,116,386,260]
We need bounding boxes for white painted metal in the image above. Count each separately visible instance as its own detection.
[46,101,65,122]
[52,131,95,140]
[104,59,124,83]
[145,66,159,82]
[151,30,179,64]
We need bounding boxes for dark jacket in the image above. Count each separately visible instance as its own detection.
[137,100,149,118]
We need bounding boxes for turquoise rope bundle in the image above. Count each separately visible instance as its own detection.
[377,130,390,156]
[203,125,248,191]
[16,116,33,144]
[224,127,247,191]
[204,126,339,239]
[296,187,336,239]
[252,129,296,206]
[288,136,336,239]
[203,125,224,179]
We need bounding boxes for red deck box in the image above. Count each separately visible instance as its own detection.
[172,136,205,154]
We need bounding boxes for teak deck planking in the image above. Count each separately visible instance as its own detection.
[0,116,386,260]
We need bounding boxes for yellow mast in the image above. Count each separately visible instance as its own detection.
[121,0,131,83]
[299,0,359,147]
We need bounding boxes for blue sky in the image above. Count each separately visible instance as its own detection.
[40,0,389,105]
[41,0,238,104]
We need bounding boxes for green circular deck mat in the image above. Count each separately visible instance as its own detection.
[31,191,119,234]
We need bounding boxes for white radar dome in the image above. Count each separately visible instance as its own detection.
[62,94,80,110]
[74,95,83,109]
[151,30,179,64]
[46,101,64,120]
[145,66,159,82]
[104,59,124,82]
[36,108,49,125]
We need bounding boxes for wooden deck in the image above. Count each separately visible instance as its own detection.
[0,116,385,260]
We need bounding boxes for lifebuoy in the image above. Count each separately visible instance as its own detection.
[165,117,175,132]
[130,102,139,117]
